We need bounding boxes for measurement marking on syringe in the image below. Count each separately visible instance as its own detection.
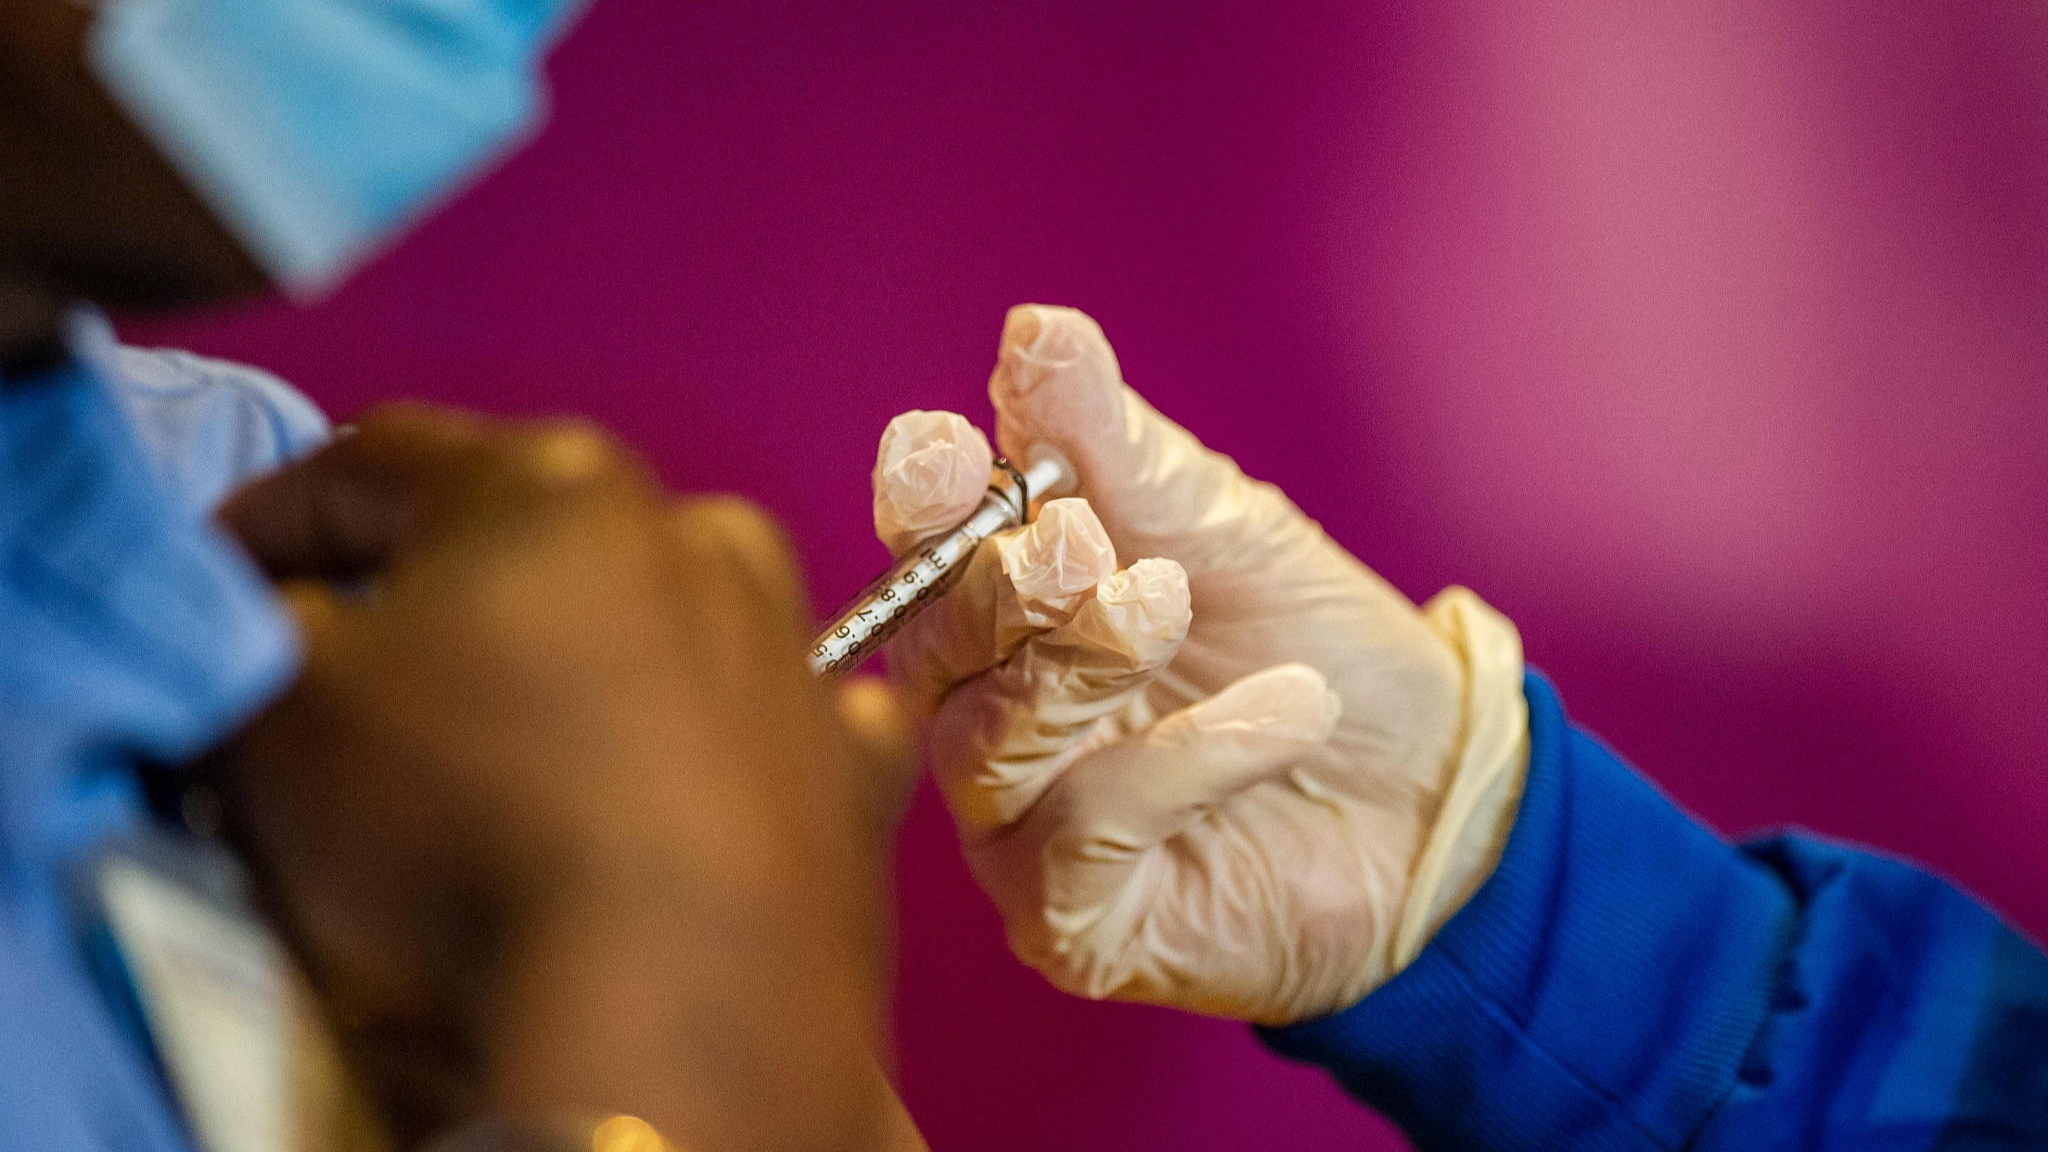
[808,449,1073,678]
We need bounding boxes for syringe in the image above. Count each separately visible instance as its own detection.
[809,446,1076,677]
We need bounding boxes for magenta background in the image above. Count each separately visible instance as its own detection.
[126,2,2048,1148]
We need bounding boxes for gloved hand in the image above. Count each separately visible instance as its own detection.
[869,307,1530,1026]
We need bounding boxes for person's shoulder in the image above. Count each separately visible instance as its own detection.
[109,341,329,457]
[78,316,331,514]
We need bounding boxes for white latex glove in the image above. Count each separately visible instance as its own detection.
[870,307,1531,1026]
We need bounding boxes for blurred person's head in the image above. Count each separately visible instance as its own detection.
[0,0,262,366]
[0,0,584,367]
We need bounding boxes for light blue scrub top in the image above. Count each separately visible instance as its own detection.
[0,312,326,1150]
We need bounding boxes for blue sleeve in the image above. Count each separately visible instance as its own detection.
[0,316,314,1151]
[1260,673,2048,1150]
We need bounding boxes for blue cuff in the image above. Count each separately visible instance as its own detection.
[1260,673,1793,1151]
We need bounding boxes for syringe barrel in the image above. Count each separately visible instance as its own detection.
[808,449,1072,677]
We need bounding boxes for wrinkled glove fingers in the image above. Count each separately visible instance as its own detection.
[871,409,1122,713]
[927,557,1191,834]
[871,410,995,557]
[886,498,1117,718]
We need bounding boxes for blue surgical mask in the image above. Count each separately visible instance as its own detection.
[87,0,589,296]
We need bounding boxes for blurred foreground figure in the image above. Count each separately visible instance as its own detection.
[872,305,2048,1149]
[220,409,920,1152]
[0,1,921,1149]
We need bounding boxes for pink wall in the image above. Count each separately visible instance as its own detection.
[128,2,2048,1148]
